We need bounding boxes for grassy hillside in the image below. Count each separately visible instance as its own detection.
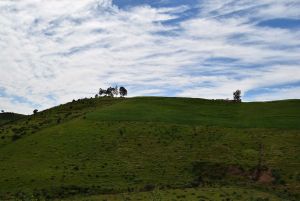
[0,112,25,126]
[0,97,299,200]
[87,97,300,129]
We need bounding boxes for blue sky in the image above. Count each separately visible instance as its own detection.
[0,0,300,114]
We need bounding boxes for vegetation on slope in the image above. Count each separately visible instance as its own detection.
[0,112,25,126]
[87,97,300,129]
[0,97,299,200]
[60,186,289,201]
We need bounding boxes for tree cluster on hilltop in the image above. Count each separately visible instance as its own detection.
[212,90,242,102]
[98,86,127,98]
[26,87,240,115]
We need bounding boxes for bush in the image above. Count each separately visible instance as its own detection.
[272,169,285,185]
[12,134,21,141]
[143,184,155,191]
[191,161,227,181]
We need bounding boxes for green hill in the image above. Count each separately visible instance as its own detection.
[0,97,299,201]
[0,112,25,126]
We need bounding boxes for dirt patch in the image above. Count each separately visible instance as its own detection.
[257,169,274,184]
[227,165,245,176]
[227,165,275,184]
[192,161,276,185]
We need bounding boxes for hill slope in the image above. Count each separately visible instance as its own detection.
[0,97,299,200]
[0,112,25,126]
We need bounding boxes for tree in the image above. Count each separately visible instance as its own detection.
[119,87,127,97]
[33,109,38,115]
[106,87,114,97]
[99,88,106,96]
[113,85,119,97]
[1,110,4,113]
[99,86,125,98]
[233,90,241,102]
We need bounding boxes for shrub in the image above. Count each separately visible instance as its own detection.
[272,169,285,185]
[12,134,21,141]
[143,184,155,191]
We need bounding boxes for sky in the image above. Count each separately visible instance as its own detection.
[0,0,300,114]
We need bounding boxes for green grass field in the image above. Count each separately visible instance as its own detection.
[0,97,299,200]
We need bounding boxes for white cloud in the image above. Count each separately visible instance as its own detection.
[0,96,34,114]
[0,0,299,114]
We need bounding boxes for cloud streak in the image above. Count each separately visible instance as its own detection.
[0,0,299,114]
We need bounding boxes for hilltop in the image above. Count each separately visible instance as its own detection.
[0,97,299,200]
[0,112,26,126]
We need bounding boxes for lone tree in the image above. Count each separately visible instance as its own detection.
[119,86,127,97]
[33,109,38,115]
[233,90,242,102]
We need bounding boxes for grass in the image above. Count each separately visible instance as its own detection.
[0,112,25,126]
[0,97,299,200]
[60,186,287,201]
[87,97,300,129]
